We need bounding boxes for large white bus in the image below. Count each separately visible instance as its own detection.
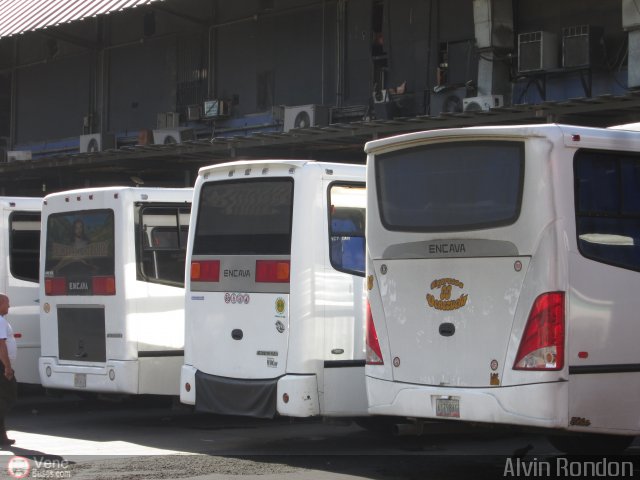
[181,160,368,418]
[0,197,42,385]
[39,187,192,396]
[364,124,640,453]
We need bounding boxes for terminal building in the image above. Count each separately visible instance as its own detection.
[0,0,638,195]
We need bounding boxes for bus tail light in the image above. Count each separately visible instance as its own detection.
[45,277,67,295]
[365,301,384,365]
[255,260,290,283]
[513,292,565,371]
[92,276,116,295]
[191,260,220,282]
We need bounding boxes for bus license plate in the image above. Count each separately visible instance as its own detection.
[436,398,460,418]
[74,373,86,388]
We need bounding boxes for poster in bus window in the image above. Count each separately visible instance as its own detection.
[45,210,115,295]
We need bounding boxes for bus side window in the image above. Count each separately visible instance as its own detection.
[576,152,640,270]
[138,206,190,286]
[9,212,41,283]
[330,205,365,275]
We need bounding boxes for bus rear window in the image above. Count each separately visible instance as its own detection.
[375,141,524,231]
[194,179,293,255]
[44,210,115,295]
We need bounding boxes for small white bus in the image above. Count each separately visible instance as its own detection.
[0,197,42,384]
[365,124,640,453]
[39,187,192,396]
[181,160,368,418]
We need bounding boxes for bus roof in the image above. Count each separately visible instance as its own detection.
[43,186,193,204]
[364,123,640,155]
[0,196,42,210]
[198,159,364,178]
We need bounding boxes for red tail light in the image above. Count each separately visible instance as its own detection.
[365,301,384,365]
[513,292,565,371]
[255,260,290,283]
[191,260,220,282]
[92,276,116,295]
[45,277,67,296]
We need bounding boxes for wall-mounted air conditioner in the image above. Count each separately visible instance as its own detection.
[429,87,467,116]
[80,133,115,153]
[203,100,230,118]
[152,128,195,145]
[283,105,329,132]
[7,150,32,162]
[562,25,604,68]
[463,95,504,112]
[518,31,558,73]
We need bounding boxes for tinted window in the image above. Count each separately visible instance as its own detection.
[9,212,40,283]
[575,150,640,271]
[45,210,115,294]
[329,184,365,276]
[194,179,293,255]
[138,205,190,286]
[376,141,524,231]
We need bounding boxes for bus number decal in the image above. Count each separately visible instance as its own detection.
[224,293,250,304]
[426,278,468,311]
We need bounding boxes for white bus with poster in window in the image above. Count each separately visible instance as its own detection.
[181,160,368,418]
[365,124,640,454]
[38,187,191,396]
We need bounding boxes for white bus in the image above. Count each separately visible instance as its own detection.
[39,187,192,396]
[181,160,368,418]
[364,124,640,453]
[0,197,42,385]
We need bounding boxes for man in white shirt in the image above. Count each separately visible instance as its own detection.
[0,294,17,446]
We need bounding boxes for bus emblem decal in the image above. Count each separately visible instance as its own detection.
[426,278,468,311]
[275,297,286,314]
[275,320,285,333]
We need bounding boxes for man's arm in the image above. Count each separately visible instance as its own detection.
[0,340,13,380]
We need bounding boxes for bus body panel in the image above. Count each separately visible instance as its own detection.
[1,198,42,384]
[182,160,367,417]
[39,187,191,395]
[365,124,640,436]
[373,256,530,387]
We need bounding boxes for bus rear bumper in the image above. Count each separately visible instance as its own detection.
[276,375,320,417]
[366,376,568,429]
[39,357,139,394]
[180,364,196,405]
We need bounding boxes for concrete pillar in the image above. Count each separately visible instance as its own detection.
[622,0,640,88]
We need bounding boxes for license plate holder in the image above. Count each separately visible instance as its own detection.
[73,373,87,388]
[436,397,460,418]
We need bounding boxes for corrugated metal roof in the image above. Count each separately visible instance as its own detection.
[0,0,164,39]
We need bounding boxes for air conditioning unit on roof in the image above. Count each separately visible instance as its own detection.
[429,87,467,116]
[283,105,329,132]
[152,128,195,145]
[463,95,504,112]
[80,133,115,153]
